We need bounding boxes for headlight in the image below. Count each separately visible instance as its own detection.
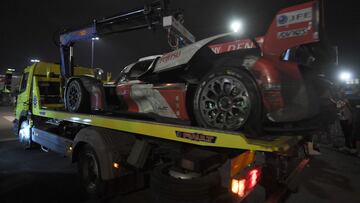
[339,71,352,82]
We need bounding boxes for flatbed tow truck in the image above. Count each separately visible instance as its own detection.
[13,1,316,202]
[15,62,309,202]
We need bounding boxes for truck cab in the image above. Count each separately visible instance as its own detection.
[15,62,96,133]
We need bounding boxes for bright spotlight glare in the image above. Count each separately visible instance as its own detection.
[92,37,100,41]
[230,20,242,33]
[339,71,352,81]
[31,59,40,63]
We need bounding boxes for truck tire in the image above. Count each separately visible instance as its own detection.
[18,120,33,149]
[150,163,221,203]
[65,79,90,113]
[193,67,262,136]
[78,144,107,198]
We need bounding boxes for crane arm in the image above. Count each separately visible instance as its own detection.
[59,0,194,78]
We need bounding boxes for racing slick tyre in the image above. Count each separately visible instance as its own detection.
[65,79,90,113]
[18,119,33,150]
[78,144,107,198]
[193,67,262,136]
[150,163,221,203]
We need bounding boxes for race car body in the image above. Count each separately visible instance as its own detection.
[65,0,339,135]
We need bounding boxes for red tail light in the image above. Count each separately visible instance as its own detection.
[247,169,260,189]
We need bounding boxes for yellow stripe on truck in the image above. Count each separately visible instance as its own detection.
[33,108,300,152]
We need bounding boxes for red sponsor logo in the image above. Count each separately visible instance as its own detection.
[209,39,256,54]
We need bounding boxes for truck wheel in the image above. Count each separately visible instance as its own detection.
[150,163,221,203]
[78,145,106,198]
[66,79,90,113]
[18,120,33,149]
[193,67,262,136]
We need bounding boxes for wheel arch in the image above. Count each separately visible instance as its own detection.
[184,55,264,126]
[155,34,263,85]
[72,127,115,180]
[182,33,263,84]
[64,76,81,110]
[71,141,87,163]
[64,76,106,111]
[72,126,136,180]
[188,54,267,136]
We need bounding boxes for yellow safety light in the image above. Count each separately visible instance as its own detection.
[113,162,120,169]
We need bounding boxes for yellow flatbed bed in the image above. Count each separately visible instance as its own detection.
[33,108,302,153]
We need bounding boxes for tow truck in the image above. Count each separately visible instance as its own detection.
[14,1,316,202]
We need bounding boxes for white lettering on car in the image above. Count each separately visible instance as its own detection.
[209,39,256,54]
[277,27,309,39]
[277,7,313,27]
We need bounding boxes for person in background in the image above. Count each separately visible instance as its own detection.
[338,99,355,153]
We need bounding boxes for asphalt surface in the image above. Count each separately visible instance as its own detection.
[1,106,360,203]
[0,106,16,142]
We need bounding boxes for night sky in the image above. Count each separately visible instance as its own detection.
[1,0,359,76]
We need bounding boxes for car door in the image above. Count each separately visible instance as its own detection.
[15,68,33,120]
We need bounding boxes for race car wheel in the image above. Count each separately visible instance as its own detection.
[66,79,90,113]
[193,67,262,134]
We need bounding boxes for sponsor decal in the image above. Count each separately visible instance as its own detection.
[276,7,312,27]
[158,50,181,64]
[176,131,217,143]
[33,96,37,107]
[130,84,178,118]
[278,15,289,25]
[277,27,309,39]
[158,106,169,111]
[209,39,256,54]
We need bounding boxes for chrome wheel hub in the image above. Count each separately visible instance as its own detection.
[199,76,251,130]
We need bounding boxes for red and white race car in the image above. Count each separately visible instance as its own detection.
[65,1,339,136]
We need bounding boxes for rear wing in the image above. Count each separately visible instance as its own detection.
[262,0,321,57]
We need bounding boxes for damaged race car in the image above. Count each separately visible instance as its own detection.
[64,0,339,136]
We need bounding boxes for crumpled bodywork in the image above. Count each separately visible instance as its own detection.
[116,82,189,120]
